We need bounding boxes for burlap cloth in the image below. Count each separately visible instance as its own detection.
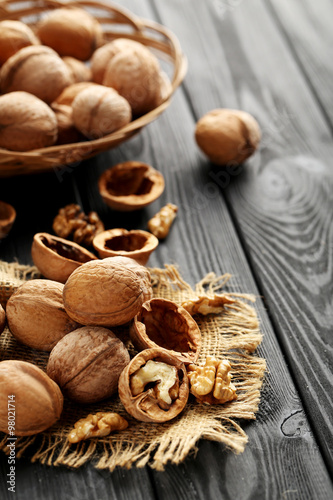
[0,261,266,471]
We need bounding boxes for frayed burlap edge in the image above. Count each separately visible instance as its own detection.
[0,261,266,471]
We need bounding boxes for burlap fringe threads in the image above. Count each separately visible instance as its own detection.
[0,261,266,471]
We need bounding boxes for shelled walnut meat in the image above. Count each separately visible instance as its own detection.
[68,412,128,443]
[0,92,57,152]
[63,256,153,327]
[130,298,201,364]
[0,360,63,436]
[148,203,178,239]
[52,203,104,247]
[32,232,97,284]
[6,279,80,351]
[47,326,130,404]
[118,348,189,423]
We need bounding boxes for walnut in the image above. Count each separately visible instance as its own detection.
[0,304,5,335]
[68,412,128,443]
[31,232,97,284]
[62,56,92,83]
[54,82,98,106]
[102,38,163,115]
[47,326,130,404]
[6,279,80,351]
[63,256,153,327]
[37,7,103,61]
[195,109,261,165]
[51,103,82,145]
[0,200,16,239]
[98,161,165,212]
[187,356,237,405]
[0,360,63,436]
[0,92,57,151]
[118,348,189,423]
[52,203,104,247]
[130,298,201,364]
[93,228,159,265]
[72,85,132,139]
[0,45,72,104]
[181,294,234,316]
[147,203,178,239]
[0,20,39,65]
[91,38,137,84]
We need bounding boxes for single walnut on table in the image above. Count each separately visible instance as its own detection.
[68,412,128,444]
[187,356,237,405]
[53,203,104,247]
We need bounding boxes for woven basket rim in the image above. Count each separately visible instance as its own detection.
[0,0,187,176]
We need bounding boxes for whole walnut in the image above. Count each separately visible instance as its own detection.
[54,81,99,106]
[6,279,79,351]
[91,38,138,84]
[0,45,72,104]
[0,360,63,436]
[0,20,40,65]
[72,85,132,139]
[37,7,103,61]
[0,91,57,151]
[195,109,261,165]
[62,56,92,83]
[51,103,82,145]
[0,304,5,334]
[63,256,153,327]
[102,39,163,115]
[47,326,130,404]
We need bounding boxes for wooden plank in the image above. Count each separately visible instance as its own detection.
[149,0,333,477]
[267,0,333,125]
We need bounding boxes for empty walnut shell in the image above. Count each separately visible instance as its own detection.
[93,229,158,265]
[63,256,153,327]
[31,232,97,284]
[0,304,5,335]
[118,347,189,423]
[0,201,16,239]
[47,326,130,404]
[98,161,165,212]
[0,360,63,436]
[130,298,201,364]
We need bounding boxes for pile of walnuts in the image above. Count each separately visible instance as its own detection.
[0,7,170,151]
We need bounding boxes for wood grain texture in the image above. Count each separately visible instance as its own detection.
[1,0,333,498]
[149,0,333,477]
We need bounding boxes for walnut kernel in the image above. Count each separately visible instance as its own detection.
[52,203,104,247]
[68,412,128,443]
[147,203,178,239]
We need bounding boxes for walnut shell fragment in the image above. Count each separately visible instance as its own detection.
[63,256,153,327]
[6,279,79,351]
[0,360,63,436]
[47,326,130,404]
[0,201,16,239]
[130,298,201,364]
[98,161,165,212]
[118,348,189,423]
[31,232,97,284]
[0,304,5,335]
[93,228,158,265]
[195,109,261,165]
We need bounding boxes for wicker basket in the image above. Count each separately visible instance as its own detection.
[0,0,187,177]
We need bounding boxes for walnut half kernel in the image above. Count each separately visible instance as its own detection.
[68,412,128,444]
[187,356,237,405]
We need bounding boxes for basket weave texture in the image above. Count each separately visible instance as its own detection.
[0,0,187,177]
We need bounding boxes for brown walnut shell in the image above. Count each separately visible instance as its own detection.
[53,82,99,106]
[118,347,189,423]
[0,360,63,436]
[51,103,82,145]
[31,232,97,284]
[130,298,201,364]
[6,279,79,351]
[63,256,153,327]
[98,161,165,212]
[47,326,130,404]
[0,20,40,65]
[93,229,158,265]
[37,7,103,61]
[0,200,16,239]
[62,56,92,83]
[0,45,72,104]
[0,304,5,335]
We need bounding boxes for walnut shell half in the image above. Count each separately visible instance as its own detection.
[98,161,165,212]
[0,200,16,239]
[0,360,63,436]
[118,348,189,423]
[93,228,158,265]
[31,232,97,284]
[130,298,201,364]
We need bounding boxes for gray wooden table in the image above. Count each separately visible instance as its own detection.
[0,0,332,498]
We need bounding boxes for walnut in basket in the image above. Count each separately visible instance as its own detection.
[0,20,40,65]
